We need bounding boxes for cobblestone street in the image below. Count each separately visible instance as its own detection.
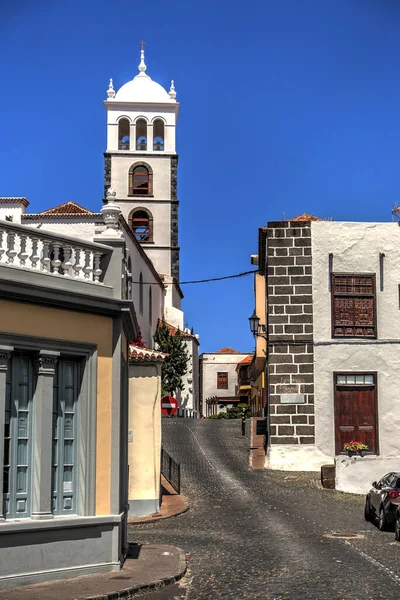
[129,420,400,599]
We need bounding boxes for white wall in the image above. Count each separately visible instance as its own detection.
[21,215,164,350]
[179,336,200,416]
[123,232,164,349]
[201,353,250,400]
[111,155,171,200]
[23,219,99,241]
[106,106,177,154]
[312,221,400,461]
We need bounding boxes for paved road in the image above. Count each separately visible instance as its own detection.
[128,420,400,599]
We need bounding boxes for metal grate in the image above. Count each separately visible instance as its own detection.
[161,447,181,495]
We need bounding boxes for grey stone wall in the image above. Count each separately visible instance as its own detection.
[266,221,314,445]
[170,156,179,280]
[103,153,111,200]
[171,156,178,201]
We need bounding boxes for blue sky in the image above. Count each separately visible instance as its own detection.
[1,0,400,352]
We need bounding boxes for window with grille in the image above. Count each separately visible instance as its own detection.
[52,359,79,515]
[3,355,33,518]
[332,274,376,338]
[132,211,150,241]
[217,372,228,389]
[132,166,149,195]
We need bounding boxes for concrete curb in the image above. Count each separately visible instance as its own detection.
[128,502,189,525]
[82,546,187,600]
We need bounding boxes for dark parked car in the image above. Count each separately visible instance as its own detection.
[364,472,400,530]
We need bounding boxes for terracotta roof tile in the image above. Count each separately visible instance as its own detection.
[157,319,196,338]
[288,213,323,222]
[39,201,94,215]
[238,354,253,365]
[216,347,240,354]
[129,345,168,363]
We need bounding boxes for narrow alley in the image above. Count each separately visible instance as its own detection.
[129,420,400,600]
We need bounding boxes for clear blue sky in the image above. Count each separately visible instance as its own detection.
[1,0,400,353]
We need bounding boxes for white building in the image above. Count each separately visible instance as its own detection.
[200,348,251,417]
[263,215,400,493]
[0,47,188,348]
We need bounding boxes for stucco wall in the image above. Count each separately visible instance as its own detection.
[179,337,200,415]
[120,202,171,246]
[0,202,26,224]
[200,353,250,400]
[128,362,161,516]
[123,233,164,349]
[0,299,113,515]
[23,219,99,241]
[106,106,177,154]
[312,221,400,461]
[111,155,171,200]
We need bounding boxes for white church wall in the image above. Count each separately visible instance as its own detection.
[110,155,171,200]
[23,219,98,240]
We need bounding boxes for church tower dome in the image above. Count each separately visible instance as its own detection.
[104,44,180,281]
[112,48,176,104]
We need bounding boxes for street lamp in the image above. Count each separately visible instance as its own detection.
[248,310,260,336]
[248,310,267,338]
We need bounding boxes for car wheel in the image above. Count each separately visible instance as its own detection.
[395,513,400,541]
[364,497,372,522]
[378,507,388,531]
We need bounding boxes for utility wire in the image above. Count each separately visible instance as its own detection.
[131,269,259,286]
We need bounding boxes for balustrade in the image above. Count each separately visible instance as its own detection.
[0,221,112,284]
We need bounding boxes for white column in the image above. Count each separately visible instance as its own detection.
[0,346,13,520]
[130,123,136,151]
[31,350,60,520]
[147,123,154,152]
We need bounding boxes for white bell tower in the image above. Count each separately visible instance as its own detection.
[104,43,180,280]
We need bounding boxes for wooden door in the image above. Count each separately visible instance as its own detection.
[334,377,377,454]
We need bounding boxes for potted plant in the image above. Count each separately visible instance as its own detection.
[343,441,368,457]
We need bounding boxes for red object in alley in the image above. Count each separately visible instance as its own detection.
[161,396,178,417]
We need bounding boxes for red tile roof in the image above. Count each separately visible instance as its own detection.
[129,345,168,363]
[236,354,254,372]
[288,213,323,222]
[157,319,197,339]
[39,201,94,215]
[216,347,240,354]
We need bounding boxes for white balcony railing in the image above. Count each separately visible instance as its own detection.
[0,220,112,284]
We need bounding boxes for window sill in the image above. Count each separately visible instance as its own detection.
[128,194,154,199]
[0,513,123,534]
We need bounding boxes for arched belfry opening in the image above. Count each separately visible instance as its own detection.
[136,119,147,151]
[118,118,130,150]
[153,119,164,151]
[128,162,153,196]
[129,207,154,243]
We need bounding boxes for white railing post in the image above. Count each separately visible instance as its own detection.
[18,234,29,266]
[6,232,17,264]
[42,240,51,272]
[30,237,40,269]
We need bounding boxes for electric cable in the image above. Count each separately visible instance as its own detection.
[131,268,259,286]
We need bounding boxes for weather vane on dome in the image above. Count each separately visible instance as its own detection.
[140,40,145,51]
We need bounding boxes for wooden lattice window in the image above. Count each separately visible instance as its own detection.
[332,274,376,338]
[132,211,150,241]
[217,372,228,389]
[132,166,149,195]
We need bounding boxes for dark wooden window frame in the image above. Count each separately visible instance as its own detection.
[128,207,154,244]
[128,162,154,197]
[217,372,228,390]
[333,371,379,455]
[331,273,377,339]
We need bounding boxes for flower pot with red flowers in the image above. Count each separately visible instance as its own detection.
[343,441,368,457]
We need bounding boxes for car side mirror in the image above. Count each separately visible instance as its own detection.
[372,481,378,489]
